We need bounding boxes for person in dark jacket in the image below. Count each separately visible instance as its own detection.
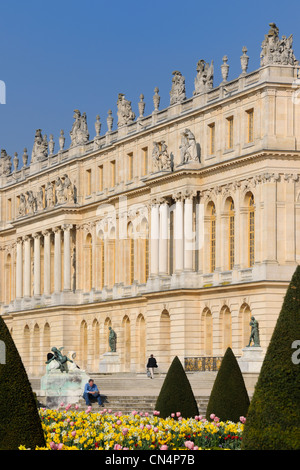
[146,354,158,379]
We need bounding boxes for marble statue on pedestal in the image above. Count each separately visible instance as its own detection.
[260,23,298,66]
[117,93,135,127]
[194,60,214,95]
[0,149,12,176]
[152,141,172,172]
[170,71,186,105]
[179,129,199,164]
[70,109,89,147]
[31,129,48,163]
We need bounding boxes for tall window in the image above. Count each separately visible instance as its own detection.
[208,123,215,155]
[86,169,91,196]
[142,147,148,176]
[246,109,254,143]
[227,116,234,149]
[210,204,216,272]
[248,194,255,267]
[128,153,133,180]
[110,160,116,187]
[128,223,134,285]
[98,165,103,192]
[229,199,235,270]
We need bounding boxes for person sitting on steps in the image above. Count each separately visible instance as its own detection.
[83,379,103,406]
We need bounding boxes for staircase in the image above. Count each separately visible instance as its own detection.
[31,371,217,416]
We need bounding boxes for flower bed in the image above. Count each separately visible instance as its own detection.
[19,405,245,450]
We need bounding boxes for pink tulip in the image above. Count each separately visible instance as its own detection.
[116,420,122,425]
[122,428,129,435]
[71,431,76,437]
[146,424,152,430]
[160,445,168,450]
[214,416,219,422]
[75,404,79,410]
[195,416,199,421]
[145,412,149,417]
[240,416,246,423]
[114,444,123,450]
[140,424,144,430]
[184,441,194,450]
[108,409,112,413]
[153,427,158,432]
[57,443,64,450]
[171,413,175,418]
[176,412,181,417]
[210,413,215,420]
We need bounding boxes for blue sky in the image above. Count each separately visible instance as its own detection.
[0,0,299,159]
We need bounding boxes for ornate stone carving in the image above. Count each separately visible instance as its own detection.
[45,182,54,208]
[179,129,199,164]
[70,110,89,147]
[170,71,186,105]
[193,60,214,95]
[31,129,48,163]
[18,193,26,217]
[152,141,172,172]
[25,190,36,214]
[221,55,229,83]
[36,187,44,211]
[117,93,135,127]
[260,23,298,67]
[0,149,12,176]
[153,87,160,111]
[49,135,55,156]
[240,46,249,75]
[59,130,65,151]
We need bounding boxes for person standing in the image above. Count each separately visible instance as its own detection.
[147,354,158,379]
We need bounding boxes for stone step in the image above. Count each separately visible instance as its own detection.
[37,395,210,416]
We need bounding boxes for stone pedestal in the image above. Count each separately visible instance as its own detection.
[99,352,121,373]
[238,346,265,373]
[40,369,89,408]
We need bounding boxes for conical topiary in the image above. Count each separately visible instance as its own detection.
[155,356,199,419]
[206,347,250,422]
[241,266,300,450]
[0,315,46,450]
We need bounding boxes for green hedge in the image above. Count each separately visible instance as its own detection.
[242,266,300,450]
[0,315,46,450]
[206,347,250,422]
[155,356,199,419]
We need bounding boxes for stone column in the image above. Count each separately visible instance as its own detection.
[43,230,51,295]
[33,233,41,296]
[184,192,195,271]
[16,238,23,298]
[54,227,62,293]
[159,199,169,275]
[23,235,31,297]
[150,200,159,277]
[63,224,72,291]
[173,193,184,273]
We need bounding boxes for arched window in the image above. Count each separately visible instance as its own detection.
[136,314,146,371]
[122,315,131,371]
[228,199,235,270]
[202,308,213,356]
[86,233,93,291]
[160,310,171,369]
[127,222,134,285]
[210,204,216,272]
[240,303,251,348]
[248,194,255,267]
[221,305,232,352]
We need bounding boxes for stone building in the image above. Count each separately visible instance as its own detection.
[0,23,300,378]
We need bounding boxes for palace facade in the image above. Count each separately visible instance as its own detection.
[1,23,300,377]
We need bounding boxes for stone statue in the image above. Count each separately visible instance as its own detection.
[31,129,48,163]
[194,60,214,95]
[260,23,298,67]
[70,109,89,147]
[45,346,73,373]
[0,149,12,176]
[45,182,54,208]
[55,177,65,205]
[18,193,26,217]
[152,141,172,172]
[26,190,36,214]
[247,316,260,347]
[36,187,44,211]
[62,174,75,202]
[179,128,198,164]
[117,93,135,127]
[170,71,186,105]
[108,326,117,352]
